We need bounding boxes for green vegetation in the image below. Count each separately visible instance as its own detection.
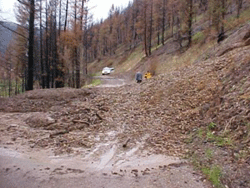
[197,128,204,138]
[205,130,232,147]
[192,31,205,44]
[202,166,223,188]
[190,151,223,188]
[91,79,101,86]
[205,148,213,159]
[84,79,101,88]
[192,123,233,147]
[208,122,216,130]
[0,80,23,97]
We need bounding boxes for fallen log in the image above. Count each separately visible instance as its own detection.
[50,130,69,138]
[123,138,131,148]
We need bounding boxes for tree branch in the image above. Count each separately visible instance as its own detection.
[17,0,30,7]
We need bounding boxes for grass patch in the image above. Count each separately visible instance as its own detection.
[84,79,101,88]
[202,165,223,188]
[197,128,204,138]
[192,31,205,44]
[205,130,233,147]
[205,148,213,159]
[90,79,101,86]
[208,122,217,130]
[193,123,233,147]
[189,152,224,188]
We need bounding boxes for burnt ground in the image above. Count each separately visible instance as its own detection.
[0,23,249,188]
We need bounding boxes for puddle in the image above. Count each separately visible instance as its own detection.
[0,147,22,158]
[98,145,117,169]
[114,154,181,171]
[81,141,182,173]
[78,132,181,172]
[125,146,139,156]
[0,135,183,179]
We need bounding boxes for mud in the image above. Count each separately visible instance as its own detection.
[0,110,210,188]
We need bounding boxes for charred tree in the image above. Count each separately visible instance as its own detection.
[40,0,45,88]
[187,0,193,47]
[27,0,35,90]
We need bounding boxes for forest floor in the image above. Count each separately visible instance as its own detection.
[0,23,249,188]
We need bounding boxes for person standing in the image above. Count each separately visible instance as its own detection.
[135,71,142,83]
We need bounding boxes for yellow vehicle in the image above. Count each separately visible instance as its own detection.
[144,71,152,79]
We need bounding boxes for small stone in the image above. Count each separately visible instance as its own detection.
[111,171,118,175]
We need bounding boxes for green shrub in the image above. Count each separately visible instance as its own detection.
[208,122,217,130]
[202,165,223,188]
[91,79,101,86]
[192,31,205,44]
[205,148,213,159]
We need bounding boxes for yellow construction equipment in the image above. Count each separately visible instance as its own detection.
[144,71,152,79]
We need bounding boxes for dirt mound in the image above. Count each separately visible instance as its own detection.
[0,88,94,112]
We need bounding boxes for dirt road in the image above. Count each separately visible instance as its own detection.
[0,137,208,188]
[94,75,126,87]
[0,128,209,188]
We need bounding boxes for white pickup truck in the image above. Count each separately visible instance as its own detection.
[102,67,114,75]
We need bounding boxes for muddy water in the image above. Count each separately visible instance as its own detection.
[0,138,211,188]
[0,143,210,188]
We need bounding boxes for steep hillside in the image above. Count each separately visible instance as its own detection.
[0,22,17,53]
[88,7,250,80]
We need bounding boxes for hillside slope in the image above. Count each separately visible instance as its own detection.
[0,22,17,53]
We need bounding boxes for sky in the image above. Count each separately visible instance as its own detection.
[0,0,131,23]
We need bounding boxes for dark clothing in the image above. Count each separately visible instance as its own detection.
[217,32,226,43]
[135,72,142,83]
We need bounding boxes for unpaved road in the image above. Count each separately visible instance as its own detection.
[0,132,209,188]
[94,75,126,87]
